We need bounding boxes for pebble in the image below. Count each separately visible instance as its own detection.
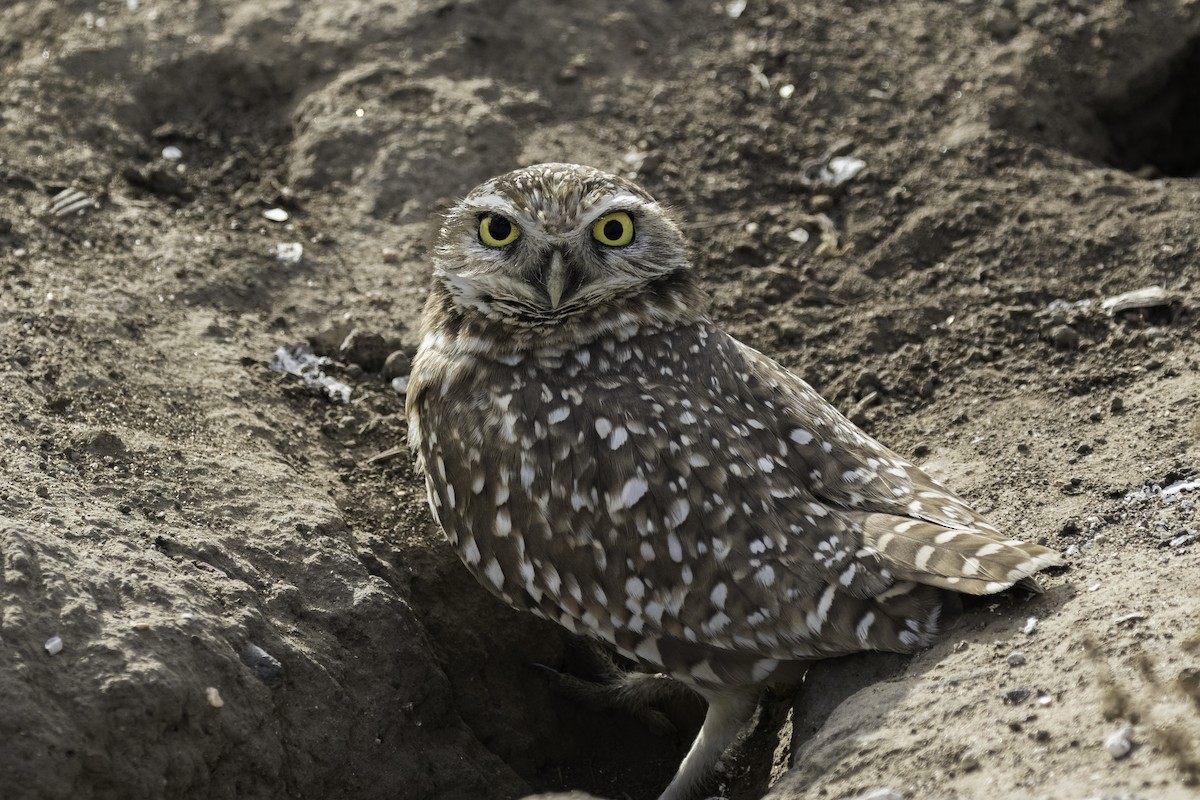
[381,349,412,381]
[44,635,64,656]
[1105,725,1133,759]
[1050,324,1080,350]
[206,687,225,708]
[1007,651,1026,667]
[339,329,392,373]
[273,242,304,265]
[262,207,290,222]
[1022,616,1038,635]
[1002,688,1030,705]
[241,643,284,688]
[786,227,810,244]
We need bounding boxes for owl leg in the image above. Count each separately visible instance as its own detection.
[530,640,697,737]
[658,688,759,800]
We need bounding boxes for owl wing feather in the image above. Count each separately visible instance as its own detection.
[731,335,1064,595]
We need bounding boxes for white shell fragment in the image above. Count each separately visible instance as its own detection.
[1022,616,1038,635]
[273,242,304,265]
[825,156,867,186]
[161,145,183,161]
[1100,285,1172,314]
[1105,725,1133,759]
[262,207,290,223]
[786,227,811,244]
[268,343,352,403]
[44,635,64,656]
[206,687,224,708]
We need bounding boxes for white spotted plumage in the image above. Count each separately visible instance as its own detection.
[406,163,1064,800]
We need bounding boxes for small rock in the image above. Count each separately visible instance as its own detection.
[339,329,392,373]
[309,322,355,358]
[206,687,225,708]
[1110,396,1125,414]
[786,227,810,244]
[1007,651,1026,667]
[382,349,412,381]
[1050,324,1080,350]
[262,207,289,223]
[1002,688,1030,705]
[381,246,400,263]
[241,643,284,688]
[273,242,303,265]
[45,635,64,656]
[1105,725,1133,759]
[1022,616,1038,635]
[1113,612,1145,626]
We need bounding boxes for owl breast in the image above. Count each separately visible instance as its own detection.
[412,318,917,684]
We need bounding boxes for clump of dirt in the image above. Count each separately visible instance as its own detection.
[2,1,1198,799]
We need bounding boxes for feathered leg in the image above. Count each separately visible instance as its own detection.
[658,688,759,800]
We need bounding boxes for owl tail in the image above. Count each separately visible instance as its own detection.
[861,515,1065,595]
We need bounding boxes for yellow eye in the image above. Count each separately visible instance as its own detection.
[479,214,520,247]
[591,211,634,247]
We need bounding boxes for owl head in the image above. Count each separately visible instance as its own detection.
[431,163,701,344]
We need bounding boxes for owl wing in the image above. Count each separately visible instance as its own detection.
[575,326,1062,673]
[730,335,1063,596]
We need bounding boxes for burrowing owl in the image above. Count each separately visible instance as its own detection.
[407,163,1063,800]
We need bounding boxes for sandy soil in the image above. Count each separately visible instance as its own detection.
[2,1,1199,799]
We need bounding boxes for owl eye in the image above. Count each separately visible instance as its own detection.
[479,214,520,248]
[591,211,635,247]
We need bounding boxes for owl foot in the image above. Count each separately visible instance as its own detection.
[529,641,700,739]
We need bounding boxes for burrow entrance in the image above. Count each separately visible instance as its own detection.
[1099,34,1200,177]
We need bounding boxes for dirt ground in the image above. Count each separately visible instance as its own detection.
[2,1,1199,799]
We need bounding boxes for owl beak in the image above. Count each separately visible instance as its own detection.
[546,249,568,309]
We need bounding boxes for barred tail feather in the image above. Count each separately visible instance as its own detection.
[861,515,1065,595]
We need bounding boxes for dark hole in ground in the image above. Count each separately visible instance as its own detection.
[1099,34,1200,177]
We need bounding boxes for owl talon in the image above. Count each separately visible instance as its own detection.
[528,658,684,738]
